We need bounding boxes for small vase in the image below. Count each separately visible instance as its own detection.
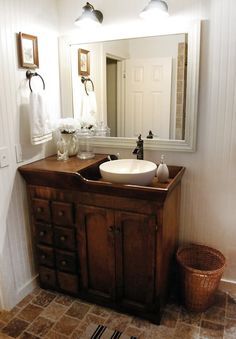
[61,133,79,157]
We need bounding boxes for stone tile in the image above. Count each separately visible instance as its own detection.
[0,319,6,330]
[77,313,106,332]
[31,287,42,296]
[54,294,75,307]
[130,316,152,331]
[104,312,132,333]
[46,330,68,338]
[200,320,224,338]
[53,315,79,336]
[202,306,226,324]
[17,294,34,309]
[179,308,202,326]
[123,325,145,337]
[0,307,20,323]
[27,316,54,337]
[160,309,179,328]
[71,328,84,339]
[174,322,200,338]
[224,318,236,338]
[149,324,175,339]
[214,290,227,309]
[19,332,40,339]
[18,303,43,322]
[66,301,91,320]
[226,295,236,319]
[89,305,111,318]
[41,301,67,322]
[32,290,56,308]
[1,317,29,338]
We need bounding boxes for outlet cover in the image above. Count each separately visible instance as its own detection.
[0,147,9,168]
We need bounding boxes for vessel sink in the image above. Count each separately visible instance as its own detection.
[99,159,157,186]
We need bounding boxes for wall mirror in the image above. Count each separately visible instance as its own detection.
[59,20,200,151]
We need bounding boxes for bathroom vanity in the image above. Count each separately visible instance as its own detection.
[19,154,185,324]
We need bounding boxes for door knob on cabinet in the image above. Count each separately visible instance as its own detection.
[60,236,66,241]
[58,211,64,217]
[108,226,114,233]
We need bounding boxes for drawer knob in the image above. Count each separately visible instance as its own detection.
[58,211,64,217]
[41,254,46,260]
[61,260,67,266]
[108,226,114,233]
[60,236,66,241]
[39,231,45,237]
[37,207,43,213]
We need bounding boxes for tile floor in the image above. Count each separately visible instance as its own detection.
[0,287,235,338]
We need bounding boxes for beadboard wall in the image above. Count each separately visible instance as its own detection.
[0,0,236,311]
[58,0,236,285]
[0,0,60,309]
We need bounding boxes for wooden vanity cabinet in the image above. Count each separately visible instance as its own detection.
[19,155,184,324]
[30,193,80,296]
[77,204,157,316]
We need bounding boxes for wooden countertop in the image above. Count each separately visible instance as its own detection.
[18,154,185,201]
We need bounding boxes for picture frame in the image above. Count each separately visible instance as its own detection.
[78,48,90,76]
[18,32,39,69]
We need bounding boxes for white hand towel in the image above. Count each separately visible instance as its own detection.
[29,91,52,145]
[81,90,97,126]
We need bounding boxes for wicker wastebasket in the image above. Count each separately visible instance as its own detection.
[176,244,226,312]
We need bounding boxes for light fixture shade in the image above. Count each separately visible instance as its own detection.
[140,0,169,20]
[75,2,103,27]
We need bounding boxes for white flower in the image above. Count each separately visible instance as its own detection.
[57,118,80,134]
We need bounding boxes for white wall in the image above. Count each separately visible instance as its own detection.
[58,0,236,285]
[0,0,60,309]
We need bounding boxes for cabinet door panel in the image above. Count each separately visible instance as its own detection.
[115,212,156,310]
[77,205,115,301]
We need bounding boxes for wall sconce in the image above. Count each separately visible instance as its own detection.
[75,2,103,27]
[140,0,169,20]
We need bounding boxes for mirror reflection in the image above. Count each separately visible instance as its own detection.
[70,33,188,141]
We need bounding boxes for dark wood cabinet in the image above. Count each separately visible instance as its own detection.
[19,154,185,324]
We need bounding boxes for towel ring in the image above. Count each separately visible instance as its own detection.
[26,70,45,92]
[81,76,94,95]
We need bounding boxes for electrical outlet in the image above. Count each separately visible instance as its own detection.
[0,147,9,168]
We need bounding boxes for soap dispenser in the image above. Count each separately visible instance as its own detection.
[156,155,169,183]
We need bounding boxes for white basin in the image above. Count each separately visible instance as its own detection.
[99,159,157,186]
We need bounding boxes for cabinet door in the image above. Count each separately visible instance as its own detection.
[77,205,116,302]
[115,211,156,311]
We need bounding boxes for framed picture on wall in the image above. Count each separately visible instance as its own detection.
[78,48,90,76]
[18,32,39,69]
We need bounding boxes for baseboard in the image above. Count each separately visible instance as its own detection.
[16,275,39,303]
[219,278,236,294]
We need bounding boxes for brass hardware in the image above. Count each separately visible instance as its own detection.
[61,260,67,266]
[37,207,42,213]
[60,236,66,241]
[41,254,46,260]
[39,231,45,236]
[58,211,64,217]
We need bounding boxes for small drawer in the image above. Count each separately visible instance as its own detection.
[37,245,54,268]
[39,266,57,289]
[52,201,74,226]
[57,271,79,295]
[56,250,77,274]
[32,198,51,223]
[54,227,76,251]
[36,223,53,245]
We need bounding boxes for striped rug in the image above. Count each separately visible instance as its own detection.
[84,323,137,339]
